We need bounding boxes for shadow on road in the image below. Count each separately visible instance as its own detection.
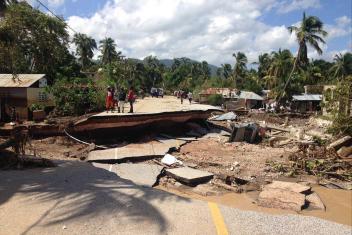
[0,161,189,234]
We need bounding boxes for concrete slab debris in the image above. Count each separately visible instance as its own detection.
[264,181,311,194]
[166,167,214,185]
[160,134,198,141]
[258,189,306,212]
[161,154,183,166]
[209,112,237,121]
[156,137,187,150]
[306,192,325,211]
[115,163,164,187]
[327,136,352,150]
[87,142,170,162]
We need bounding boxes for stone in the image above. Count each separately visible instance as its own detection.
[306,192,325,211]
[337,146,352,158]
[114,163,164,187]
[327,136,352,150]
[264,181,311,194]
[258,189,306,212]
[165,167,214,185]
[87,142,170,162]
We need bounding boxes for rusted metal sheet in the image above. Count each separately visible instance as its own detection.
[0,74,45,88]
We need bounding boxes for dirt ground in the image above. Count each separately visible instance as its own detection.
[174,138,296,181]
[26,136,87,160]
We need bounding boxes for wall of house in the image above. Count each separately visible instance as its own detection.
[27,88,54,108]
[0,87,28,120]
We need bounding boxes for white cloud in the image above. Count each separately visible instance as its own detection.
[276,0,321,14]
[47,0,65,7]
[325,16,352,40]
[66,0,347,66]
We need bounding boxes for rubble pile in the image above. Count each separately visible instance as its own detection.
[267,138,352,182]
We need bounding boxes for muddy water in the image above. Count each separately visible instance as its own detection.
[157,185,352,226]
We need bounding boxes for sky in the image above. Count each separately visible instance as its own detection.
[28,0,352,66]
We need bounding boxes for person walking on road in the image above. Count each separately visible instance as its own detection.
[188,91,193,104]
[118,88,127,113]
[106,87,114,113]
[128,87,135,113]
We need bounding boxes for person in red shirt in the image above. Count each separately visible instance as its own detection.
[127,87,135,113]
[106,87,114,112]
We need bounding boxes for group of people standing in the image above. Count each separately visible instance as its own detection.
[106,87,135,113]
[177,90,192,104]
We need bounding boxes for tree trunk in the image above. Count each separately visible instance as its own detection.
[276,46,301,104]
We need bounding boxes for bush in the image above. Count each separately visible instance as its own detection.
[207,94,224,106]
[48,77,105,116]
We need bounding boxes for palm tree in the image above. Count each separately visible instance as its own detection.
[330,52,352,81]
[257,53,271,79]
[0,0,17,17]
[99,37,121,65]
[268,49,293,79]
[222,64,232,79]
[233,52,248,88]
[278,12,328,101]
[73,33,97,69]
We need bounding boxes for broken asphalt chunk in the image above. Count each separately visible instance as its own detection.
[115,163,164,187]
[165,167,214,185]
[264,181,311,194]
[87,142,170,162]
[258,188,306,212]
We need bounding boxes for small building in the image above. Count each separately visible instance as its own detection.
[199,88,263,110]
[233,91,264,109]
[291,94,322,113]
[198,88,237,103]
[0,74,54,121]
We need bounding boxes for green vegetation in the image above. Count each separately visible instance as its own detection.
[0,2,351,135]
[207,94,224,106]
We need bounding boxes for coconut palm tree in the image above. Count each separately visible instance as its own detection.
[73,33,97,69]
[257,53,272,79]
[99,37,121,65]
[278,12,328,101]
[330,52,352,81]
[233,52,248,88]
[222,63,232,79]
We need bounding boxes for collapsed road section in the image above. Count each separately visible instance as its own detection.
[71,101,222,135]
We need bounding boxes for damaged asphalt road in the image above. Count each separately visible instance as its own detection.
[1,161,351,235]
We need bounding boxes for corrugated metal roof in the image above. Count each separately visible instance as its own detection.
[292,94,322,101]
[234,91,264,100]
[0,74,45,88]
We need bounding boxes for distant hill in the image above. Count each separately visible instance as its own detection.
[127,57,219,76]
[158,58,219,77]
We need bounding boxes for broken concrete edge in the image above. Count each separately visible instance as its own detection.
[258,188,306,212]
[86,154,166,164]
[165,167,214,186]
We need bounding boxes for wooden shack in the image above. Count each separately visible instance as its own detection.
[0,74,54,121]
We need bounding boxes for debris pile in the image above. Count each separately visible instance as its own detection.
[267,140,352,182]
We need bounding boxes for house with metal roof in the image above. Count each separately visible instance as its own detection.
[291,93,322,113]
[0,74,54,121]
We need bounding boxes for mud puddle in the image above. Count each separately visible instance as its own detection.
[156,185,352,226]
